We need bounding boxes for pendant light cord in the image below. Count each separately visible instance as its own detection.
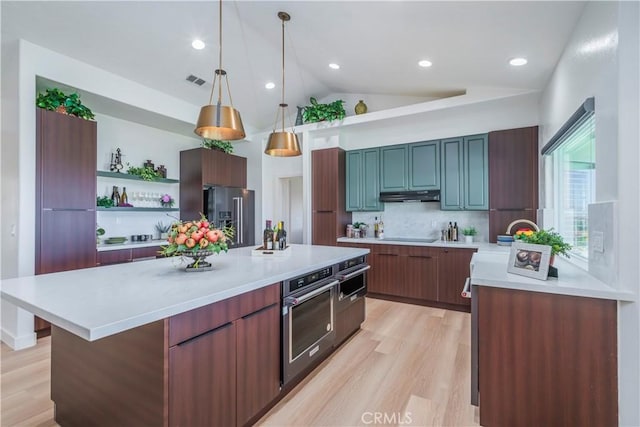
[281,16,286,131]
[218,0,223,105]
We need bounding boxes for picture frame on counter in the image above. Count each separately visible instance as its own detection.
[507,241,551,280]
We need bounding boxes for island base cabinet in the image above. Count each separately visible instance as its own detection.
[335,296,366,345]
[169,323,237,427]
[478,286,617,427]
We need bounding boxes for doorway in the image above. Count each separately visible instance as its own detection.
[278,176,303,244]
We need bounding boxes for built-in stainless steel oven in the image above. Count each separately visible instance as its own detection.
[282,265,338,385]
[335,255,369,311]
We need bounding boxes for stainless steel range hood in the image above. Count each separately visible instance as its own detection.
[379,189,440,203]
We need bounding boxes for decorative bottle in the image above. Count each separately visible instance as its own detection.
[263,220,274,250]
[355,100,368,115]
[374,216,379,238]
[278,221,287,250]
[378,216,384,239]
[111,186,120,206]
[272,223,279,250]
[119,187,128,206]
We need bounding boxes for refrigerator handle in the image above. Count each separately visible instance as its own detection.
[239,198,244,244]
[233,197,242,245]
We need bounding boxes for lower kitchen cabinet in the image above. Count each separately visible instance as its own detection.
[97,246,162,266]
[169,323,237,427]
[404,247,438,301]
[50,284,281,427]
[369,250,401,295]
[335,296,366,346]
[477,286,617,427]
[437,247,473,307]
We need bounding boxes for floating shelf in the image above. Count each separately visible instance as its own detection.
[97,170,179,184]
[97,207,179,212]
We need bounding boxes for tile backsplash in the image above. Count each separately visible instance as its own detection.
[351,203,489,241]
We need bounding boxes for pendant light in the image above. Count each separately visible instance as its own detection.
[264,12,301,157]
[194,0,245,140]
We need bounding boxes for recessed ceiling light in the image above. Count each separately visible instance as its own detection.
[509,57,528,66]
[329,63,340,70]
[418,60,433,68]
[265,82,276,90]
[191,39,205,50]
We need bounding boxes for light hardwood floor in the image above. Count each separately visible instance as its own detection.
[1,298,479,426]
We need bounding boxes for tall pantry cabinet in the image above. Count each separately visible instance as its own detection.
[35,109,97,335]
[312,148,351,246]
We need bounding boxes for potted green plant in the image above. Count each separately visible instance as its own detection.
[514,228,572,262]
[302,97,346,124]
[96,226,105,244]
[462,226,477,243]
[202,138,234,154]
[155,221,171,240]
[36,88,95,120]
[126,164,160,181]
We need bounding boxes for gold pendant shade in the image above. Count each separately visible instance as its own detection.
[195,104,245,140]
[264,11,301,157]
[265,131,301,157]
[194,0,245,141]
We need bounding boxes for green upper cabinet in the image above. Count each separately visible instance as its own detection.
[440,134,488,210]
[463,134,489,210]
[346,148,382,212]
[408,141,440,190]
[380,145,408,192]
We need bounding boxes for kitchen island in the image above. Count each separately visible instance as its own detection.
[469,251,634,427]
[1,244,369,427]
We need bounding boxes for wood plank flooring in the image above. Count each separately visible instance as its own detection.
[1,298,479,426]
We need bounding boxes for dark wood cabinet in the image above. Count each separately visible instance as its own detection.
[36,108,97,335]
[437,247,473,307]
[405,247,438,301]
[97,246,162,266]
[335,295,366,345]
[488,126,538,242]
[180,148,247,220]
[477,286,617,427]
[369,251,401,295]
[312,148,351,245]
[50,284,281,427]
[236,304,280,426]
[169,323,237,427]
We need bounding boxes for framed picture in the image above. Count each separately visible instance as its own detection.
[507,241,552,280]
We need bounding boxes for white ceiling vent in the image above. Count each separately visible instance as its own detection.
[186,74,206,86]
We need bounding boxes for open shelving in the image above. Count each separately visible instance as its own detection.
[97,170,179,184]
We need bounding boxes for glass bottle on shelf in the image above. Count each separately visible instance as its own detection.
[277,221,287,250]
[111,186,120,206]
[120,187,128,206]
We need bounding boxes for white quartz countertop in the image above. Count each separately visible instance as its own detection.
[337,237,510,253]
[470,251,635,301]
[97,240,164,252]
[1,244,369,341]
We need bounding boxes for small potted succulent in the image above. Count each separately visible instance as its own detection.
[155,222,171,240]
[462,226,477,243]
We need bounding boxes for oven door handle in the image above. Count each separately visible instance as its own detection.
[286,280,339,306]
[335,265,370,281]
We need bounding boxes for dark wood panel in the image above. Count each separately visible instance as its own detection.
[168,284,280,346]
[488,126,538,210]
[489,209,537,243]
[37,210,97,274]
[51,321,167,427]
[169,322,236,427]
[369,253,401,295]
[236,304,281,426]
[312,148,340,211]
[132,245,162,259]
[437,248,474,307]
[97,249,132,265]
[478,286,617,427]
[312,211,339,246]
[37,108,97,210]
[405,253,438,301]
[335,296,366,345]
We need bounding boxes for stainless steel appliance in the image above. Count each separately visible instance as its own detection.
[379,189,440,202]
[335,255,369,309]
[282,265,338,384]
[204,186,255,248]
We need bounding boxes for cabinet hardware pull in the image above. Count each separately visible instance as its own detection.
[176,322,233,347]
[241,302,278,320]
[409,255,432,259]
[378,253,399,256]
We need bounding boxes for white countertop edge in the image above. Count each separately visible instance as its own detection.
[1,245,370,341]
[97,240,164,251]
[337,237,507,252]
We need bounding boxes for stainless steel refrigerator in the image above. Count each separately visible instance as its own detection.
[204,186,255,248]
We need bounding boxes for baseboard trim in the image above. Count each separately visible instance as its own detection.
[1,328,37,350]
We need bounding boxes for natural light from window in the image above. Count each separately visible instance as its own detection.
[551,113,595,260]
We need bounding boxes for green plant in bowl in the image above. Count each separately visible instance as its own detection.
[302,97,346,124]
[202,138,234,154]
[36,88,95,120]
[515,228,572,257]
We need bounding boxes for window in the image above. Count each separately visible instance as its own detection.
[543,98,595,261]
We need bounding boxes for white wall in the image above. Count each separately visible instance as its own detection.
[539,2,639,424]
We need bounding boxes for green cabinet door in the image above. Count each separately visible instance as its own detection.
[346,151,363,211]
[362,148,382,211]
[463,134,489,210]
[440,137,464,210]
[409,140,440,190]
[380,145,408,191]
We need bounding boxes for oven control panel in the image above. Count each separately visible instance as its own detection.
[337,255,367,272]
[287,266,334,294]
